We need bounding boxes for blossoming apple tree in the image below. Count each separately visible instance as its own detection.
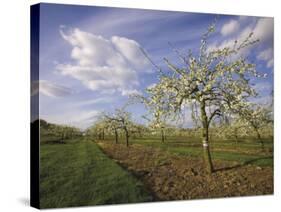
[133,84,171,143]
[235,104,273,150]
[103,108,133,147]
[143,23,265,173]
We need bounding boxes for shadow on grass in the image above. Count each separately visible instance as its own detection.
[214,156,273,173]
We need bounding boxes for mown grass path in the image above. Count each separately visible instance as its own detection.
[40,139,152,208]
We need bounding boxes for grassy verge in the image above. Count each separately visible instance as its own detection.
[40,139,152,208]
[103,137,273,167]
[162,145,273,167]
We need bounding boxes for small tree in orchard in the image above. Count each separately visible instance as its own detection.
[133,85,170,143]
[144,22,265,173]
[103,108,133,147]
[64,126,81,139]
[86,125,97,139]
[86,118,108,141]
[95,120,107,140]
[130,123,147,139]
[48,124,80,143]
[217,118,249,144]
[142,115,168,143]
[152,120,168,143]
[103,118,121,144]
[236,104,273,149]
[48,124,64,143]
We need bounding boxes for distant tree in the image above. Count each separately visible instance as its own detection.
[104,118,120,144]
[236,104,273,149]
[130,123,147,139]
[103,108,133,147]
[142,115,168,143]
[216,118,249,144]
[39,119,49,128]
[47,124,80,143]
[94,120,107,140]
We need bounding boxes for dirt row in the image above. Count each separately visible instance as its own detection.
[98,143,273,201]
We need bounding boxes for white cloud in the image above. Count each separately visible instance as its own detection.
[253,18,274,43]
[31,80,72,97]
[57,28,150,95]
[258,48,272,62]
[56,64,139,91]
[257,47,274,68]
[251,81,273,106]
[267,59,274,68]
[111,36,149,69]
[253,81,273,94]
[75,97,114,107]
[221,20,240,36]
[121,89,142,96]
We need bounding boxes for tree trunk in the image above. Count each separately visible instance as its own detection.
[161,129,165,143]
[234,128,239,146]
[98,133,101,140]
[102,129,105,140]
[124,128,129,147]
[200,102,214,174]
[254,127,264,150]
[114,129,118,144]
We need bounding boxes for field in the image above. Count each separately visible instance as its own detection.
[39,134,273,208]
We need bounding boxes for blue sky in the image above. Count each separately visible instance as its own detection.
[33,3,274,129]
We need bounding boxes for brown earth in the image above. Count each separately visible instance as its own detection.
[98,142,273,201]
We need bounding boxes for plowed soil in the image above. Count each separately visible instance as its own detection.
[98,143,273,201]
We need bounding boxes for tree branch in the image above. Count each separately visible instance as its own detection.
[208,108,221,126]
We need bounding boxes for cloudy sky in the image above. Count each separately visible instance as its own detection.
[33,3,274,129]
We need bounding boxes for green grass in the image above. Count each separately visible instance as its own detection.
[104,136,273,167]
[165,146,273,167]
[40,138,152,208]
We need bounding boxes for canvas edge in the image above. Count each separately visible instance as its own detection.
[30,3,40,209]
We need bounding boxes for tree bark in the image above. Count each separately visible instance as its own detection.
[124,128,129,147]
[161,129,165,143]
[200,101,214,174]
[254,127,264,150]
[102,129,105,140]
[98,133,101,140]
[114,128,118,144]
[234,128,239,146]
